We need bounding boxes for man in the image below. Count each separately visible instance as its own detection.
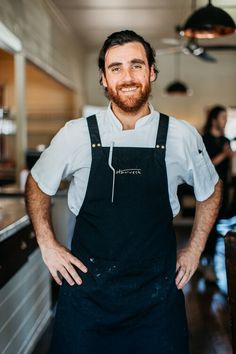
[202,105,234,281]
[25,30,221,354]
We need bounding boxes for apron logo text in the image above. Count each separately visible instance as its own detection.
[116,169,142,175]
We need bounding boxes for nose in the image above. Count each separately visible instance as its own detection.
[121,67,134,82]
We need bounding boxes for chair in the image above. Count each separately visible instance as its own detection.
[225,231,236,353]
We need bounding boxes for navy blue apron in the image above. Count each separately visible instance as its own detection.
[50,113,189,354]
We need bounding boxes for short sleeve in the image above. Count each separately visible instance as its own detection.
[183,125,219,201]
[31,125,74,196]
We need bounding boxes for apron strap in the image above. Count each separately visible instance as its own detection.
[86,115,102,148]
[155,113,169,156]
[86,112,169,153]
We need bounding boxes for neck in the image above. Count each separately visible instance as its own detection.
[111,102,150,130]
[210,126,223,137]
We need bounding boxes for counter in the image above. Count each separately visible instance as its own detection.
[0,194,51,354]
[0,198,29,242]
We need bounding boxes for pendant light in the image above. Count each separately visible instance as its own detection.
[165,81,188,95]
[180,0,236,39]
[164,53,192,96]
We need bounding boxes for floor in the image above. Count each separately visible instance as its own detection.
[186,272,232,354]
[32,224,233,354]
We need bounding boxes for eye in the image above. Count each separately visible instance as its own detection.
[133,64,142,69]
[111,67,120,72]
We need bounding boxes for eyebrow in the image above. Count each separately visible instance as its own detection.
[130,59,145,65]
[107,58,146,69]
[107,62,122,69]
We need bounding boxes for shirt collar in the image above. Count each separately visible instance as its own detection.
[106,102,155,131]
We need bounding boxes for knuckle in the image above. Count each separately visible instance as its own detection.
[70,268,79,277]
[60,269,68,278]
[64,262,73,271]
[69,254,77,262]
[63,273,73,283]
[70,269,79,279]
[77,259,84,266]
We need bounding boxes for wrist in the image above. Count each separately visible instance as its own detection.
[37,233,57,250]
[187,240,203,258]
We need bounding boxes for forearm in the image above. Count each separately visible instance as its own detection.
[188,179,222,256]
[212,152,226,166]
[25,173,56,248]
[175,180,222,289]
[25,173,87,285]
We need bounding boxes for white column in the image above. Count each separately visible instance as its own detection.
[14,52,26,184]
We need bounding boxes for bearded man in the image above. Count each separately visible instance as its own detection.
[25,30,221,354]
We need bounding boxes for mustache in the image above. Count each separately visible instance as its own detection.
[117,82,141,90]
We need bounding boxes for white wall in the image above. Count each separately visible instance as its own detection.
[84,49,236,131]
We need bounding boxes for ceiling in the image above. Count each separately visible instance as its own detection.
[50,0,236,51]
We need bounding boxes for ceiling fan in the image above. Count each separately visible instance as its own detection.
[157,0,236,63]
[157,26,236,63]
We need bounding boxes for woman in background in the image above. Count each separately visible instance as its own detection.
[202,105,234,282]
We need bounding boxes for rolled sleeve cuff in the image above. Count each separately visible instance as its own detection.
[31,169,57,196]
[194,173,219,202]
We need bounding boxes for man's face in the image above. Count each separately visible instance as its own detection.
[102,42,156,113]
[214,111,227,133]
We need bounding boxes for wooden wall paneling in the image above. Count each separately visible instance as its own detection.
[26,61,76,149]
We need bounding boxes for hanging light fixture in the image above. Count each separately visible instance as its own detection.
[180,0,236,39]
[164,53,192,96]
[165,81,188,95]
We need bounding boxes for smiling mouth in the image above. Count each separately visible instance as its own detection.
[120,86,139,93]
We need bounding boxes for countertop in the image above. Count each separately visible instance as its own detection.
[0,183,68,197]
[0,197,29,242]
[0,183,68,243]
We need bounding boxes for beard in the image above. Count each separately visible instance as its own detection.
[106,81,151,113]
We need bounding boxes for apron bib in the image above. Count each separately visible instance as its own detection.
[51,114,189,354]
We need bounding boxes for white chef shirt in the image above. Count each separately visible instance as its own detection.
[31,103,219,217]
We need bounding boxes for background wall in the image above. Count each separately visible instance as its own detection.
[0,49,14,108]
[0,0,86,172]
[84,49,236,131]
[1,0,236,133]
[0,49,15,162]
[0,0,85,108]
[26,62,76,148]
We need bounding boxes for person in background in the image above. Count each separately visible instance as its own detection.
[25,30,221,354]
[202,105,234,282]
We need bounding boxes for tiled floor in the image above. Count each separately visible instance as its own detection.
[32,224,232,354]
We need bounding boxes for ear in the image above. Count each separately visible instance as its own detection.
[150,65,156,82]
[101,72,108,88]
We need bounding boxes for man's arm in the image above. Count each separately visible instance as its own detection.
[25,173,87,286]
[175,179,222,289]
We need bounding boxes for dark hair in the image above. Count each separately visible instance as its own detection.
[203,105,226,134]
[98,30,159,85]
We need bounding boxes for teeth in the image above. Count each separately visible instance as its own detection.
[121,87,137,92]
